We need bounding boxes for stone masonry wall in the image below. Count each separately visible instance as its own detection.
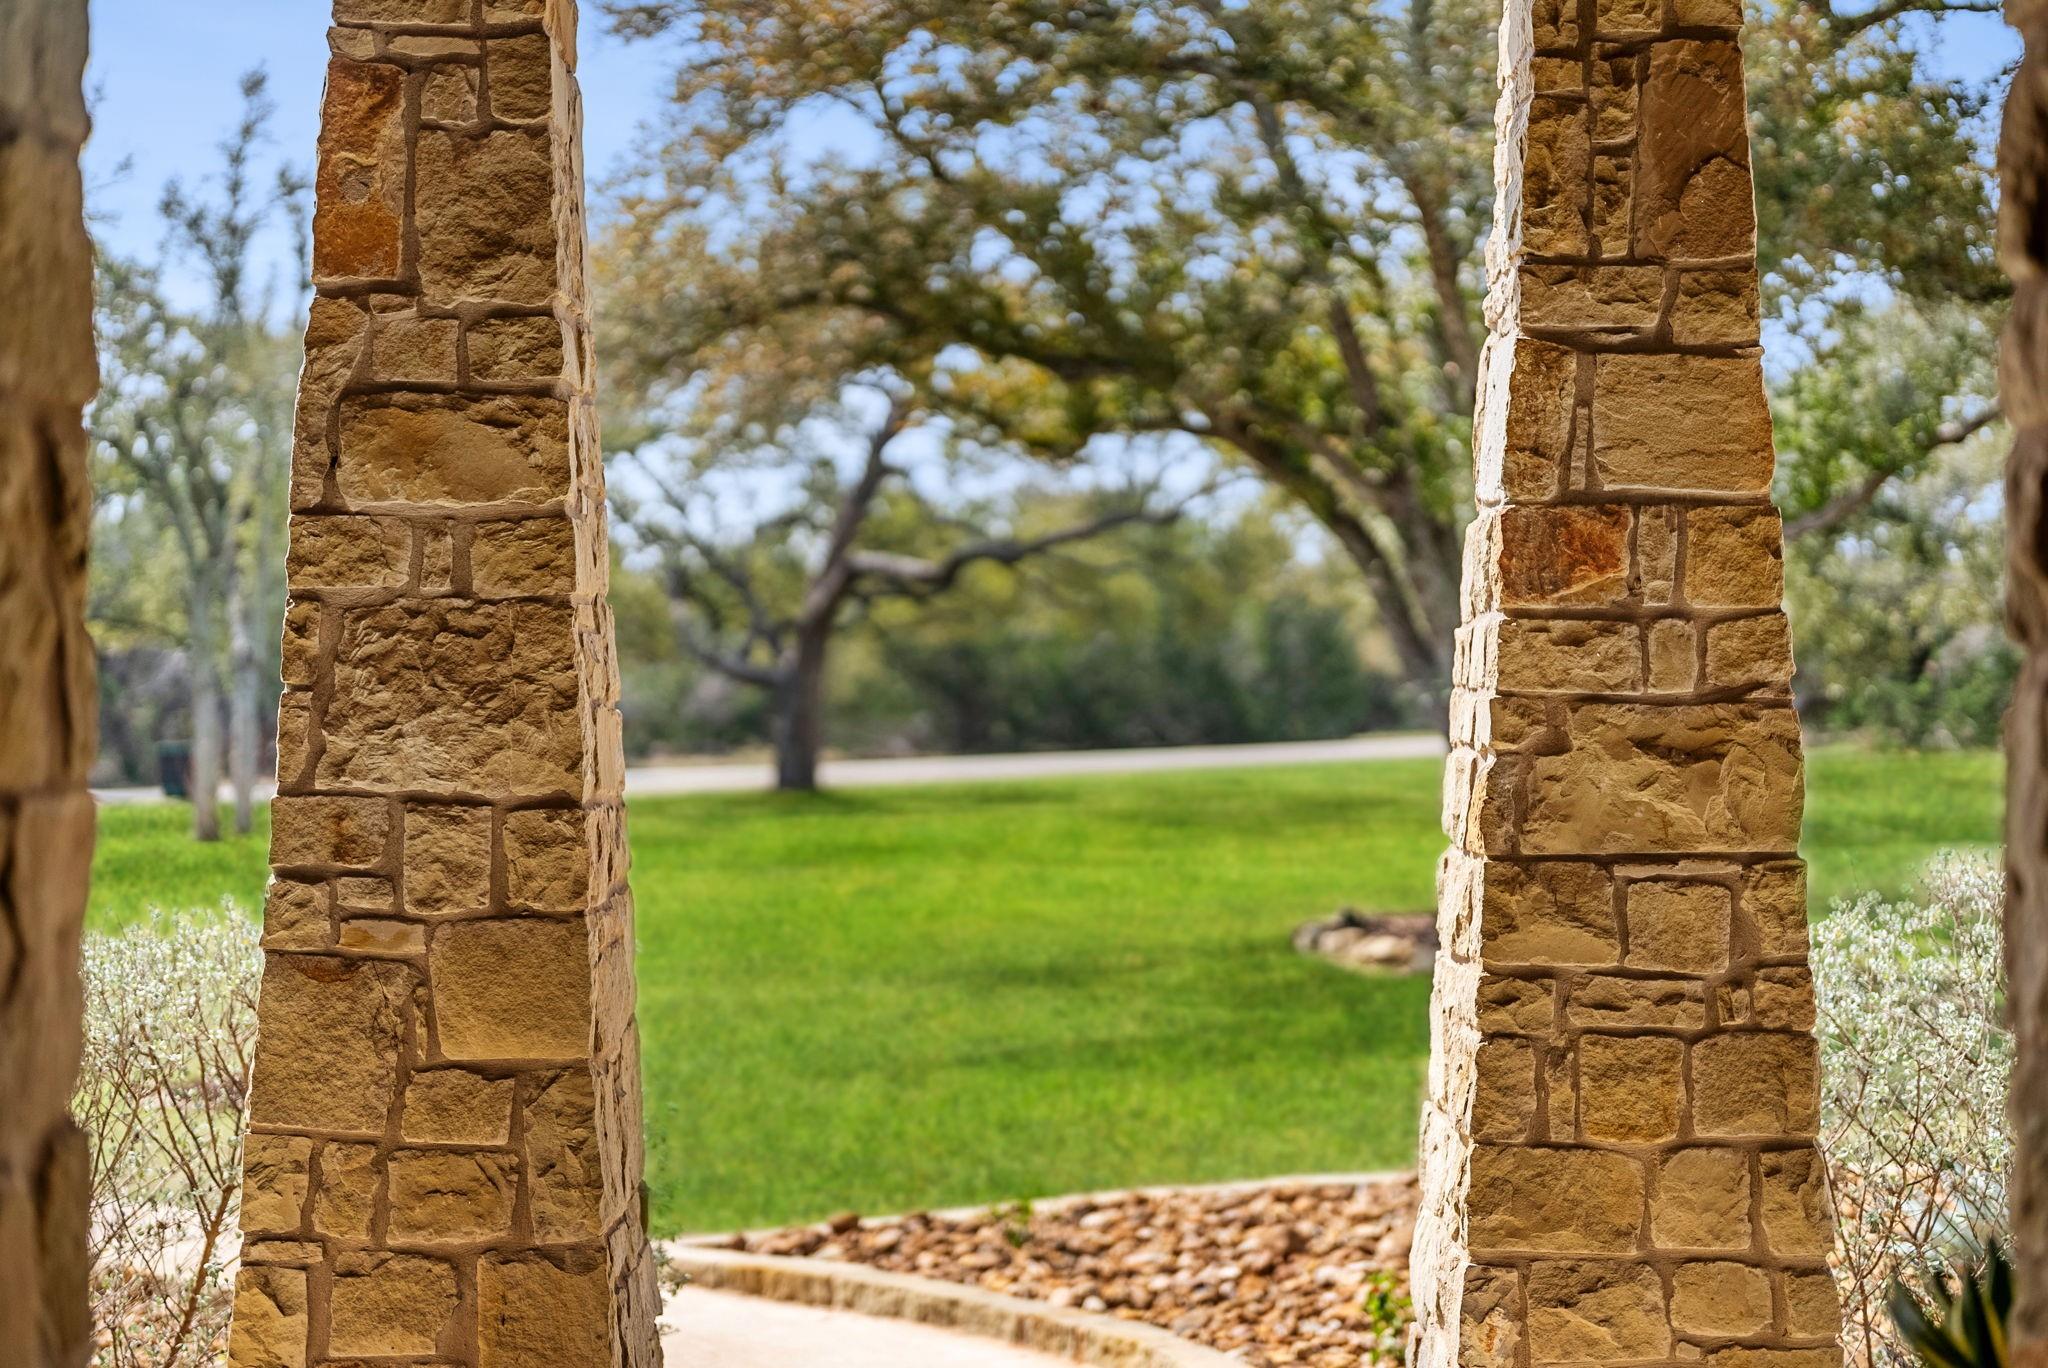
[2001,5,2048,1363]
[228,2,660,1364]
[0,0,98,1362]
[1411,7,1845,1368]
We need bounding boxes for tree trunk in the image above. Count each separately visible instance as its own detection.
[188,591,223,843]
[227,571,259,836]
[771,632,831,792]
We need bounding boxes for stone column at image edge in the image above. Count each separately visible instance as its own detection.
[226,3,660,1367]
[1410,7,1847,1368]
[0,0,98,1361]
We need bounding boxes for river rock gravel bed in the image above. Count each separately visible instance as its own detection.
[708,1175,1421,1366]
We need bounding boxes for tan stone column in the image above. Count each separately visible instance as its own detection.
[228,3,660,1364]
[0,0,98,1362]
[2002,5,2048,1363]
[1412,6,1845,1368]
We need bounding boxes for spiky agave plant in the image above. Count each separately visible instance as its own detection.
[1888,1240,2012,1368]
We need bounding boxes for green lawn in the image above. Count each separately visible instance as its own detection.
[88,745,2001,1233]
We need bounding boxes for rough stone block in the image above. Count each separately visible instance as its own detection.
[312,1141,380,1241]
[239,1134,312,1234]
[403,1067,516,1145]
[1591,354,1774,495]
[1637,41,1756,259]
[271,796,390,870]
[1481,861,1618,967]
[1468,1146,1645,1253]
[1497,619,1642,694]
[1476,337,1578,502]
[1498,505,1633,607]
[335,392,569,507]
[320,602,583,798]
[468,314,566,383]
[1478,975,1558,1034]
[422,65,480,124]
[1578,1034,1685,1142]
[1565,975,1708,1029]
[1653,1147,1754,1251]
[1518,264,1663,331]
[262,880,331,952]
[247,956,409,1133]
[1783,1270,1844,1338]
[1705,614,1794,690]
[1744,862,1810,957]
[329,1253,460,1358]
[1462,1264,1525,1368]
[526,1069,603,1241]
[1590,50,1639,140]
[370,313,459,384]
[1593,0,1660,38]
[339,917,424,955]
[312,60,405,283]
[286,514,411,590]
[281,601,322,686]
[1522,98,1591,258]
[228,1266,307,1368]
[431,916,592,1061]
[1671,1261,1774,1337]
[1692,1033,1820,1136]
[1688,507,1786,610]
[1528,1261,1671,1363]
[404,803,494,914]
[472,517,578,598]
[1673,270,1761,346]
[415,129,558,305]
[1753,967,1817,1031]
[504,807,590,909]
[486,34,556,122]
[387,1150,517,1243]
[1624,880,1733,972]
[478,1252,611,1368]
[1532,0,1580,50]
[1648,619,1696,693]
[1475,1038,1539,1141]
[1520,704,1804,856]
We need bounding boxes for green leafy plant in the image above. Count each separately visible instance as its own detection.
[1888,1241,2012,1368]
[1357,1269,1413,1357]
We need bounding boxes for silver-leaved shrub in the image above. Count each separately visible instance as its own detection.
[1811,852,2011,1368]
[74,907,260,1367]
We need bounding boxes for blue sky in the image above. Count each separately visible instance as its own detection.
[83,1,2022,306]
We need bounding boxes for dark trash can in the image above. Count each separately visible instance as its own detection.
[158,740,193,799]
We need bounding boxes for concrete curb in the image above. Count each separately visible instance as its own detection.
[664,1247,1244,1367]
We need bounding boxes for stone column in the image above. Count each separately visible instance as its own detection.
[0,0,97,1362]
[2001,5,2048,1364]
[228,3,660,1365]
[1412,7,1844,1368]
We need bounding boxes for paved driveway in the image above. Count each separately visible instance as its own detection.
[91,734,1446,806]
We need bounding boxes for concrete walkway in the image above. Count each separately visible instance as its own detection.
[661,1286,1069,1367]
[91,733,1446,805]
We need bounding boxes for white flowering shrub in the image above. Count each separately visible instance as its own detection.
[74,907,260,1367]
[1811,852,2012,1368]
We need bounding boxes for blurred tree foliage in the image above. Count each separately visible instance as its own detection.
[598,0,2014,746]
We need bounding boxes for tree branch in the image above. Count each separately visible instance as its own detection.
[1785,405,2004,542]
[845,491,1194,598]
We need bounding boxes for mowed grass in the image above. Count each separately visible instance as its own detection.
[88,745,2001,1232]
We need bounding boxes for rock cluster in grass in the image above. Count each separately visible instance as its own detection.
[718,1177,1422,1367]
[1292,910,1438,973]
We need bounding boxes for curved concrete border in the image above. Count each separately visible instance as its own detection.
[665,1247,1243,1367]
